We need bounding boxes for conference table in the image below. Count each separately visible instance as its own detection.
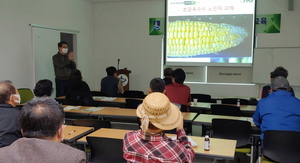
[191,102,257,116]
[193,114,256,127]
[193,114,261,138]
[90,107,198,122]
[57,96,143,107]
[77,128,237,161]
[57,96,129,102]
[63,125,94,143]
[63,105,198,122]
[63,105,95,116]
[211,96,260,100]
[63,105,198,134]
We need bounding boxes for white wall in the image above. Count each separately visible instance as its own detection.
[0,0,95,90]
[94,1,165,92]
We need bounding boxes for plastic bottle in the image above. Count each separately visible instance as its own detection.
[237,99,240,107]
[204,135,210,151]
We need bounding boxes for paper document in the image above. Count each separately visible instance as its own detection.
[63,106,81,111]
[83,107,104,112]
[239,117,254,123]
[101,97,116,101]
[93,96,105,100]
[169,136,198,147]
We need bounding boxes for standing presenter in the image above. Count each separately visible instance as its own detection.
[52,41,76,97]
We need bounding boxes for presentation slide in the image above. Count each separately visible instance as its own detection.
[165,0,256,66]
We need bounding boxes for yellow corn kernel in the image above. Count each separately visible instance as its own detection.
[167,20,248,57]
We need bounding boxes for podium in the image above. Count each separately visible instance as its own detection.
[117,69,131,91]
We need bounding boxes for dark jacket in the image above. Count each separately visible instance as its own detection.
[52,52,76,80]
[163,77,173,85]
[65,80,94,106]
[101,76,120,97]
[0,103,22,147]
[261,85,295,98]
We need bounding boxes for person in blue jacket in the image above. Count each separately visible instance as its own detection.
[253,76,300,141]
[261,66,295,98]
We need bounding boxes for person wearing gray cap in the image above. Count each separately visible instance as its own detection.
[261,66,295,98]
[253,76,300,141]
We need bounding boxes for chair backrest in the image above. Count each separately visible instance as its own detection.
[87,137,126,163]
[191,94,212,103]
[221,98,249,105]
[125,99,143,109]
[62,99,86,106]
[18,88,34,104]
[262,130,300,163]
[210,104,241,116]
[212,118,251,147]
[123,90,145,98]
[180,105,188,112]
[72,119,111,130]
[91,91,108,97]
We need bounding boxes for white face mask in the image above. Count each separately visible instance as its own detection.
[61,48,68,54]
[11,94,21,104]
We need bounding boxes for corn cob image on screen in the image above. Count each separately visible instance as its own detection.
[167,20,248,56]
[166,0,256,66]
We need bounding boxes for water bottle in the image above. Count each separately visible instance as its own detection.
[237,99,240,107]
[204,135,210,151]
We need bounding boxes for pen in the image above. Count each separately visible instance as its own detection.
[68,130,76,135]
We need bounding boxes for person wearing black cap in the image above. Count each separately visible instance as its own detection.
[253,76,300,141]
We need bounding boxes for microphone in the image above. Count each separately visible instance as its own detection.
[117,59,120,70]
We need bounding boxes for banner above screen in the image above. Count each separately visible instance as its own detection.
[165,0,256,66]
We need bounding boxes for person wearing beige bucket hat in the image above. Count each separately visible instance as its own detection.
[123,92,194,163]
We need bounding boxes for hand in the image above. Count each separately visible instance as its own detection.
[176,120,184,131]
[68,52,74,61]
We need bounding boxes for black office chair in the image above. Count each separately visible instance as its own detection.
[91,91,108,97]
[221,98,249,105]
[72,119,111,130]
[212,118,253,163]
[123,90,145,98]
[62,99,86,106]
[191,93,212,103]
[125,99,143,109]
[210,104,241,116]
[87,137,126,163]
[260,130,300,163]
[180,105,188,112]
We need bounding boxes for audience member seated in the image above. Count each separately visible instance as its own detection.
[0,83,22,147]
[253,76,300,142]
[65,69,94,106]
[34,79,53,97]
[165,68,191,110]
[0,97,86,162]
[101,66,123,97]
[148,77,165,93]
[163,67,173,85]
[261,66,295,98]
[123,93,194,162]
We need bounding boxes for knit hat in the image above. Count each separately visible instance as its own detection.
[136,92,182,131]
[271,76,290,90]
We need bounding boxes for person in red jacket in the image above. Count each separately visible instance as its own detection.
[165,68,191,111]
